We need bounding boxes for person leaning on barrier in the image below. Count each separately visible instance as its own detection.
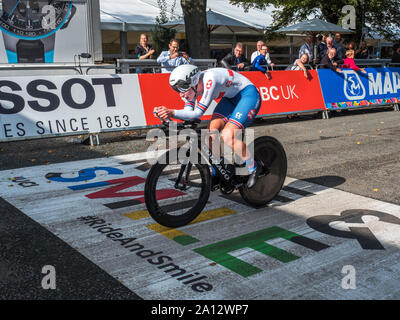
[286,53,309,78]
[251,45,274,75]
[221,43,250,71]
[320,48,343,73]
[250,40,265,63]
[157,39,192,73]
[342,50,367,73]
[134,33,155,73]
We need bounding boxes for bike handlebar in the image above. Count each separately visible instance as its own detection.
[153,110,201,132]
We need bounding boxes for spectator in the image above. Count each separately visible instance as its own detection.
[392,44,400,63]
[316,34,327,64]
[287,53,309,78]
[221,43,250,71]
[134,33,155,73]
[320,48,343,72]
[341,50,367,73]
[347,41,356,51]
[251,45,275,72]
[317,36,334,63]
[355,41,369,59]
[251,40,265,63]
[326,36,334,51]
[156,39,192,73]
[299,35,314,63]
[333,33,346,60]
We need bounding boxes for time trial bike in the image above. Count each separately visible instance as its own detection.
[144,119,287,228]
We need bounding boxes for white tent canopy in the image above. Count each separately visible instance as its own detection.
[100,0,274,32]
[162,8,263,35]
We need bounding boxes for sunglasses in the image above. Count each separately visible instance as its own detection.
[171,79,192,93]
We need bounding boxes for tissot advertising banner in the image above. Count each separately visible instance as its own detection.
[0,74,146,139]
[318,67,400,110]
[0,0,89,64]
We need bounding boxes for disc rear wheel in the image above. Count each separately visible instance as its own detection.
[239,136,287,207]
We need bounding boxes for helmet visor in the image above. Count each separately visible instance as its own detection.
[171,79,192,93]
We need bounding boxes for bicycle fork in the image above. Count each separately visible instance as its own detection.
[174,162,193,191]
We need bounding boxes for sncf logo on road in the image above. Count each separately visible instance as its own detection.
[46,166,184,207]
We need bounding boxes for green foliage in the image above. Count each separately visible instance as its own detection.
[229,0,400,41]
[151,0,178,55]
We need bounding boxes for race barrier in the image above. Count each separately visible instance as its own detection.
[0,67,398,142]
[318,67,400,111]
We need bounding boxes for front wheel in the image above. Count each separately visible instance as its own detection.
[144,149,211,228]
[239,136,287,207]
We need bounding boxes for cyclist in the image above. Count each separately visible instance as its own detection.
[154,65,262,188]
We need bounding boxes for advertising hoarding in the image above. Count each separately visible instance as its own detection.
[0,0,94,64]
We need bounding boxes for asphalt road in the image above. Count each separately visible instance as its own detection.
[2,107,398,204]
[0,107,399,300]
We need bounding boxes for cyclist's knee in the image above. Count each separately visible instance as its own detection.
[221,127,237,146]
[209,118,225,132]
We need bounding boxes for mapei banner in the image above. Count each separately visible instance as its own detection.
[0,0,89,64]
[0,74,147,139]
[318,67,400,110]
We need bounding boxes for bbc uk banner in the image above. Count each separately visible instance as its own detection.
[0,74,147,140]
[318,67,400,110]
[139,70,326,127]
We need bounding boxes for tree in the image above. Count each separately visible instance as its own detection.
[181,0,211,58]
[151,0,177,55]
[229,0,400,42]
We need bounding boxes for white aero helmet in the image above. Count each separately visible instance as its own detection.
[169,64,201,93]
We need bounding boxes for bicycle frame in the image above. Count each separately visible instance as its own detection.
[173,122,246,190]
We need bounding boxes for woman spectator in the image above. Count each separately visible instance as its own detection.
[342,50,367,73]
[286,53,309,78]
[134,34,155,73]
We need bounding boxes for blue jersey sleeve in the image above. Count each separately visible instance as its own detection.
[252,55,266,72]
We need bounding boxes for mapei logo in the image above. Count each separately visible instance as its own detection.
[343,70,366,100]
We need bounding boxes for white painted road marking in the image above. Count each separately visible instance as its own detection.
[1,151,400,299]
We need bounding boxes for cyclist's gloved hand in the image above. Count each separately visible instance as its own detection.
[154,106,173,121]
